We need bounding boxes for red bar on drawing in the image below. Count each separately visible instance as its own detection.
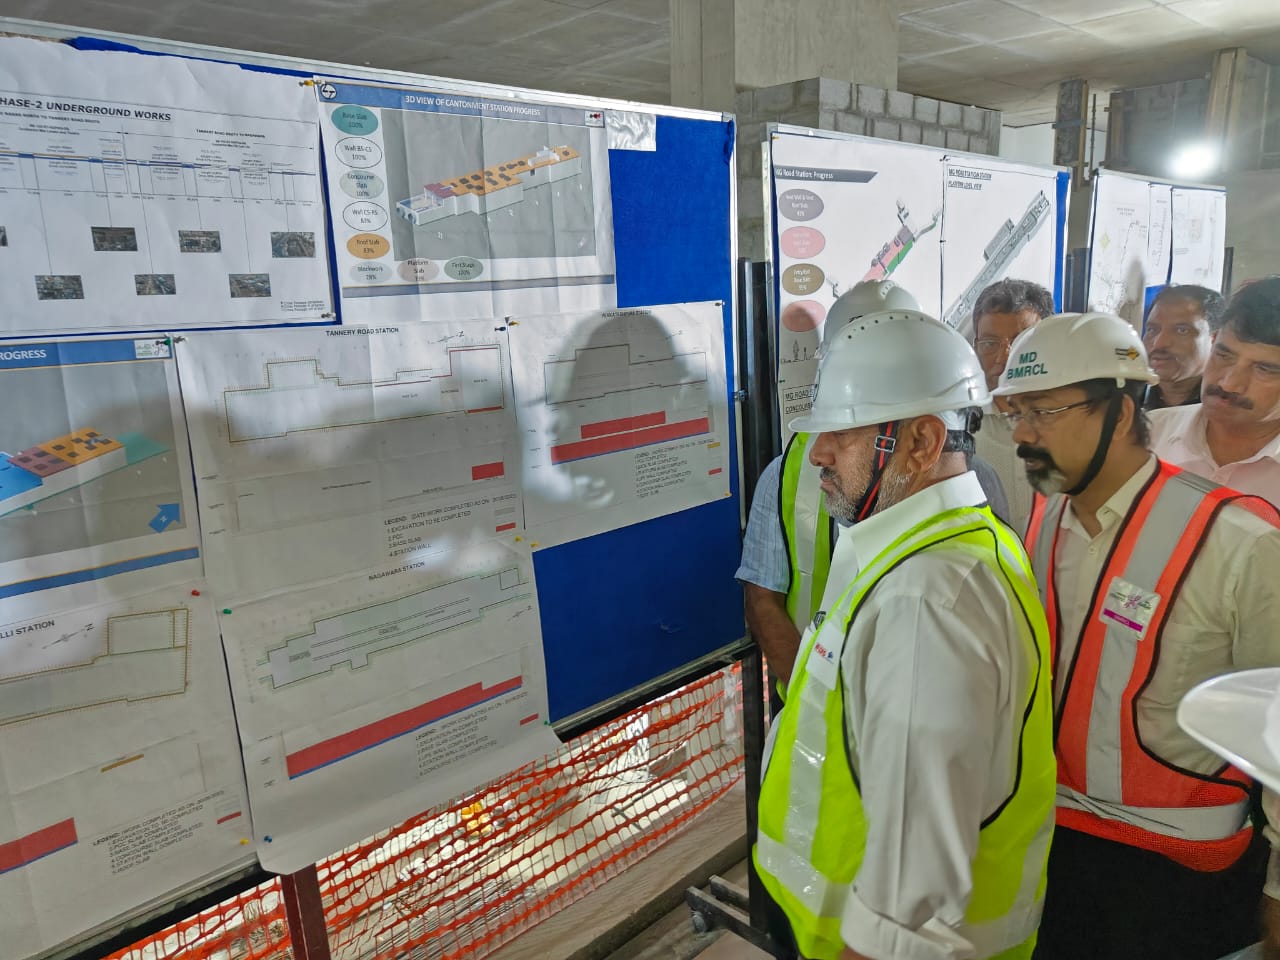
[580,411,666,440]
[520,714,540,726]
[472,461,505,480]
[466,406,504,414]
[550,417,710,465]
[286,676,523,779]
[217,811,244,825]
[708,468,723,476]
[495,522,517,532]
[0,818,78,875]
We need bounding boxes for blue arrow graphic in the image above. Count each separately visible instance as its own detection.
[149,503,181,533]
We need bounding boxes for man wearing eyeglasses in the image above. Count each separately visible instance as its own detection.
[970,279,1055,532]
[993,311,1280,960]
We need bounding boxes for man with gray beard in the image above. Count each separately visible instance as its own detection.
[753,308,1055,960]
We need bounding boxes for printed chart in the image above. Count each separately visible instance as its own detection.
[0,336,201,625]
[220,537,558,873]
[1088,172,1163,327]
[1170,187,1226,290]
[317,78,616,323]
[509,303,730,547]
[0,584,249,958]
[0,37,330,334]
[177,321,521,601]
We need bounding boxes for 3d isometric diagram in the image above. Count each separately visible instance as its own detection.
[396,146,583,226]
[0,427,166,517]
[863,201,942,283]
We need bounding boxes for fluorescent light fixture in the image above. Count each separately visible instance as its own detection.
[1171,142,1219,179]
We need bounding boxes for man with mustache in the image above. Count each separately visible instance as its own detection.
[754,308,1055,960]
[993,311,1280,960]
[736,281,1009,693]
[1142,284,1225,410]
[1150,277,1280,504]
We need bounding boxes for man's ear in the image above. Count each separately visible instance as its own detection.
[900,416,948,473]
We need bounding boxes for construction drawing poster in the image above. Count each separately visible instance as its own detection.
[0,37,332,335]
[317,78,617,324]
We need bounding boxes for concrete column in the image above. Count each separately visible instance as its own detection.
[671,0,897,113]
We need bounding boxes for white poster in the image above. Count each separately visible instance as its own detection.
[770,132,945,426]
[1170,187,1227,291]
[176,322,521,601]
[0,336,201,625]
[941,157,1058,336]
[220,537,558,874]
[0,584,251,960]
[0,38,331,334]
[317,78,616,324]
[1088,171,1156,327]
[508,303,731,548]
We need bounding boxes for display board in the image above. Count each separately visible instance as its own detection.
[1086,169,1227,326]
[0,21,741,960]
[764,125,1070,430]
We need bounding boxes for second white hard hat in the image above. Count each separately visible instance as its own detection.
[791,309,988,434]
[992,312,1158,397]
[821,280,920,352]
[1179,668,1280,795]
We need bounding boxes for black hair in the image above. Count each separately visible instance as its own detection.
[1222,276,1280,346]
[971,279,1055,328]
[1078,378,1150,448]
[1150,284,1227,332]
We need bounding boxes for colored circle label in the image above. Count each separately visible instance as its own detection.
[347,233,390,259]
[778,189,824,222]
[398,258,439,283]
[781,226,826,259]
[445,257,484,281]
[339,171,385,199]
[335,137,383,169]
[781,300,825,333]
[343,202,388,231]
[350,262,390,283]
[330,105,379,135]
[781,263,825,296]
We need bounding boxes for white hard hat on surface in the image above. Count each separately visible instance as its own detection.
[1178,668,1280,794]
[790,309,988,434]
[991,312,1159,397]
[821,281,920,351]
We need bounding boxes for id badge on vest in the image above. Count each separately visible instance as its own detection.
[804,614,841,692]
[1098,575,1161,639]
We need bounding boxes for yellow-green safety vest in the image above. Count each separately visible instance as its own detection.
[779,431,833,630]
[753,504,1056,960]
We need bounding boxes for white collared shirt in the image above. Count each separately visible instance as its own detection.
[1149,403,1280,504]
[805,472,1041,960]
[1052,456,1280,774]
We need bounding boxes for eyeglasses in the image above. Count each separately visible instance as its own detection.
[973,337,1014,358]
[995,398,1096,431]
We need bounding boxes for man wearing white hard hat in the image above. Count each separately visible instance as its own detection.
[736,280,1009,694]
[753,309,1055,960]
[993,311,1280,960]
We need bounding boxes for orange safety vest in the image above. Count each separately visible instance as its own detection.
[1025,460,1279,872]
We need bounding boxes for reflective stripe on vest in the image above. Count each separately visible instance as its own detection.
[1026,460,1279,871]
[780,431,833,631]
[755,505,1056,960]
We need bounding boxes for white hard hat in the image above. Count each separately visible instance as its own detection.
[992,312,1158,397]
[1178,668,1280,794]
[822,281,920,351]
[790,309,989,434]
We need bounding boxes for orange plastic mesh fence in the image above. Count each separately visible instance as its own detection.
[101,666,743,960]
[318,666,744,960]
[102,877,289,960]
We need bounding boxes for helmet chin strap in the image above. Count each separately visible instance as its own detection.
[1065,391,1124,497]
[853,421,899,522]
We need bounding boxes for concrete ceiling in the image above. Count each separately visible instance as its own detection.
[1,0,1279,125]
